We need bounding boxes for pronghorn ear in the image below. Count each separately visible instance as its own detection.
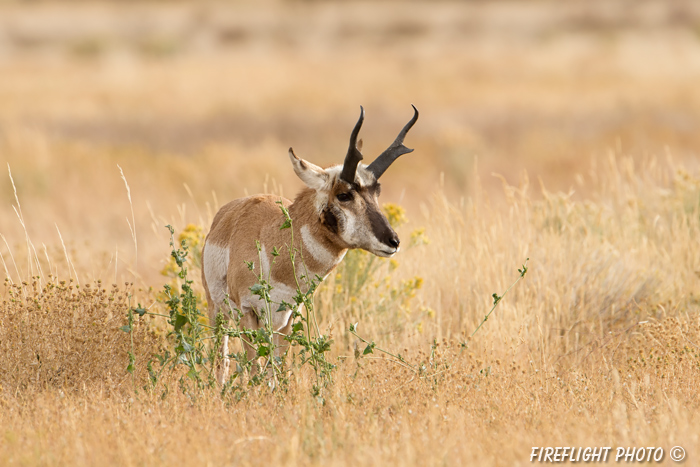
[289,148,328,191]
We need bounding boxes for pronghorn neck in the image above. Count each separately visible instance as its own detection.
[288,188,348,273]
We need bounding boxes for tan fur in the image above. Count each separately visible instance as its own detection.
[202,189,350,383]
[203,190,347,321]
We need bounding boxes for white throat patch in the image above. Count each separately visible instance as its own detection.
[301,224,343,267]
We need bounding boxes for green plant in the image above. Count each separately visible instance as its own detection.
[127,207,340,400]
[123,225,218,400]
[349,322,416,373]
[471,258,529,337]
[254,201,337,398]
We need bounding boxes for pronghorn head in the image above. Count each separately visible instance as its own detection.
[288,105,419,258]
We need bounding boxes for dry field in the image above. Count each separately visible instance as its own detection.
[1,1,700,465]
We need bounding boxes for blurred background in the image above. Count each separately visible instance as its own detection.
[1,0,699,284]
[4,4,700,463]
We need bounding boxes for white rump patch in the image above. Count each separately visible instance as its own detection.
[203,243,230,312]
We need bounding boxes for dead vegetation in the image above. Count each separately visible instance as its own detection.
[0,279,156,393]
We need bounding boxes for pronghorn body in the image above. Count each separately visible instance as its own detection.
[202,190,348,334]
[202,106,419,384]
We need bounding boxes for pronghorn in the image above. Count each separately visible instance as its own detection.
[202,105,419,383]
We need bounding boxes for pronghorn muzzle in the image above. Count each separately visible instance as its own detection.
[368,205,400,253]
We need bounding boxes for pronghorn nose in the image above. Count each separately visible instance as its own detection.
[387,235,400,249]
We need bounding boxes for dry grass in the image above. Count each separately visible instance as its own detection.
[2,1,700,465]
[2,156,699,465]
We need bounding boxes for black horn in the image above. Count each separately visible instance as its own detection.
[367,105,419,179]
[339,106,365,183]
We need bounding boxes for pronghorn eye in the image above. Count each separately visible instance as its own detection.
[336,192,353,202]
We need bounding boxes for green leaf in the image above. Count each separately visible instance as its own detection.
[317,338,334,353]
[255,329,272,344]
[179,340,194,353]
[292,322,304,333]
[173,314,188,332]
[363,343,375,355]
[120,325,131,333]
[156,351,170,366]
[133,305,147,317]
[277,202,293,230]
[293,291,304,305]
[257,345,270,357]
[127,352,135,374]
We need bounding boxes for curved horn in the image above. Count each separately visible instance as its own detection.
[367,105,419,179]
[340,106,365,183]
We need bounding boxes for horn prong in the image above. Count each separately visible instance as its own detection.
[367,105,419,179]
